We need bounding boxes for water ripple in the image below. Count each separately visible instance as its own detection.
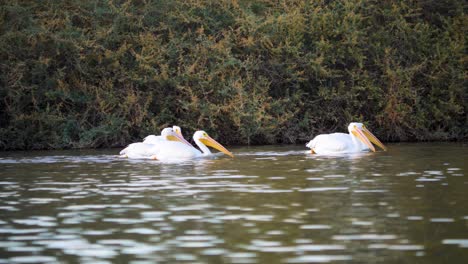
[332,234,398,240]
[299,187,349,192]
[442,239,468,248]
[0,144,466,263]
[285,255,352,263]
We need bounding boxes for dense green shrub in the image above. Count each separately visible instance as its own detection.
[0,0,466,150]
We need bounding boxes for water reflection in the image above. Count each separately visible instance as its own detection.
[0,143,466,263]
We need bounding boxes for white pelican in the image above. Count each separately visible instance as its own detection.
[306,122,387,154]
[147,130,234,160]
[143,126,184,144]
[119,128,191,159]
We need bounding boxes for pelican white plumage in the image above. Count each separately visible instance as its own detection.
[119,128,192,159]
[306,122,387,154]
[147,130,234,161]
[143,126,184,144]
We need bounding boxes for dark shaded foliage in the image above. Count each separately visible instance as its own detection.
[0,0,466,150]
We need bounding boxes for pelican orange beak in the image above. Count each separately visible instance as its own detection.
[166,131,193,147]
[361,126,387,151]
[199,136,234,158]
[351,126,386,152]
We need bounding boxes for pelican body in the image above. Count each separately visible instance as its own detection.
[119,127,191,159]
[120,129,233,161]
[146,130,234,161]
[306,122,386,154]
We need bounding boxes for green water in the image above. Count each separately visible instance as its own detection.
[0,143,467,263]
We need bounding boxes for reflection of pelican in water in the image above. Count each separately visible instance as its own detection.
[148,131,234,161]
[119,127,192,159]
[306,122,387,155]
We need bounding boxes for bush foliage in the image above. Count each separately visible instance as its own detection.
[0,0,466,150]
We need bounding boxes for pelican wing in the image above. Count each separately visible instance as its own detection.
[308,133,354,154]
[151,141,202,160]
[119,143,158,159]
[143,135,164,144]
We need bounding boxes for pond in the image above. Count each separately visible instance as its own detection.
[0,143,467,263]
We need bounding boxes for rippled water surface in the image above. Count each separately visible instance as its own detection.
[0,143,467,263]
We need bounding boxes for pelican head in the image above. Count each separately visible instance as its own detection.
[193,131,234,158]
[160,127,173,136]
[348,122,386,152]
[162,128,192,146]
[173,126,182,137]
[143,127,174,144]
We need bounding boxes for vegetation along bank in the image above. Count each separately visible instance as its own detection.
[0,0,466,150]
